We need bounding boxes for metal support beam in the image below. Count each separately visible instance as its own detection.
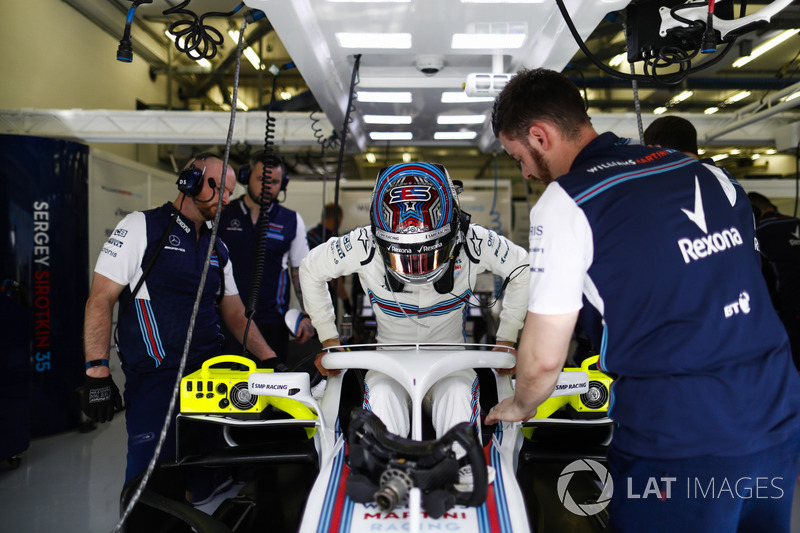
[0,109,334,146]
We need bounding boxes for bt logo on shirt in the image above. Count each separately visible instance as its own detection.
[724,291,751,318]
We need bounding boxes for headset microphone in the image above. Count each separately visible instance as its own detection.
[194,177,217,204]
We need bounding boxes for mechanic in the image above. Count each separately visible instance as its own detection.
[747,191,800,372]
[217,151,315,362]
[299,161,529,441]
[307,202,352,316]
[82,153,279,488]
[486,68,800,533]
[643,115,700,159]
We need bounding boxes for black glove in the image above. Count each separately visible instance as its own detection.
[81,375,122,423]
[258,357,290,372]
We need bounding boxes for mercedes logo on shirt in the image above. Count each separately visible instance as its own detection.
[169,235,181,247]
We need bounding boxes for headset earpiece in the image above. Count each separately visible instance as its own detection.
[237,164,251,185]
[176,163,205,197]
[281,173,289,192]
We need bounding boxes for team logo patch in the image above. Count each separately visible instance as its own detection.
[389,186,431,204]
[230,219,241,228]
[169,235,181,247]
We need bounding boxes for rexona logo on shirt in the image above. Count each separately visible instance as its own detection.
[677,176,743,264]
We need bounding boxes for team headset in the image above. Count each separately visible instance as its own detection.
[236,154,290,198]
[176,152,220,203]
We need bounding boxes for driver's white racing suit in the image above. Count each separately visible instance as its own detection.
[299,224,529,439]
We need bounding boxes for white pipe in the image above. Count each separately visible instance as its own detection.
[704,81,800,142]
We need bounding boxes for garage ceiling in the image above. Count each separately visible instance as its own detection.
[64,0,800,179]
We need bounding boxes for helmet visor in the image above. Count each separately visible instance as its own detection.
[381,240,454,285]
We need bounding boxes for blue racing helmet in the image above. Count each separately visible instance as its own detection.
[370,162,462,285]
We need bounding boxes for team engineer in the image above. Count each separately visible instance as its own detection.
[299,162,529,440]
[218,151,314,362]
[82,153,278,487]
[485,69,800,532]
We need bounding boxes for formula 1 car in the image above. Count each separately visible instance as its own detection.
[120,347,613,532]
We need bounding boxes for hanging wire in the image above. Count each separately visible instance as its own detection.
[555,0,738,87]
[163,1,244,61]
[624,23,646,145]
[113,17,248,533]
[332,54,362,253]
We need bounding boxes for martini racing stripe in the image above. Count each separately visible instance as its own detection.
[267,222,285,240]
[367,289,471,318]
[573,157,696,206]
[470,375,480,437]
[489,441,512,533]
[134,298,165,367]
[276,269,289,311]
[317,443,348,533]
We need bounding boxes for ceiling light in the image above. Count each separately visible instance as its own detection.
[364,114,413,124]
[752,154,761,160]
[783,91,800,102]
[668,90,693,105]
[280,91,292,100]
[452,33,526,49]
[766,149,777,154]
[723,90,751,105]
[441,92,494,103]
[434,131,478,140]
[336,32,412,49]
[365,153,377,163]
[358,91,412,103]
[437,115,486,125]
[732,29,800,68]
[704,107,719,115]
[729,149,741,155]
[329,0,409,2]
[697,148,706,155]
[226,29,262,70]
[711,154,729,162]
[654,107,667,115]
[369,132,413,141]
[242,47,261,70]
[197,58,212,68]
[402,152,412,163]
[608,52,627,67]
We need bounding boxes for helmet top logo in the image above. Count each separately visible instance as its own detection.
[389,186,432,204]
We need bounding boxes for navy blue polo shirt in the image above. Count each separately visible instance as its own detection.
[218,197,309,324]
[95,202,231,380]
[530,133,800,458]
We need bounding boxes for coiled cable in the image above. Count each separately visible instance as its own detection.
[163,0,244,60]
[241,72,282,356]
